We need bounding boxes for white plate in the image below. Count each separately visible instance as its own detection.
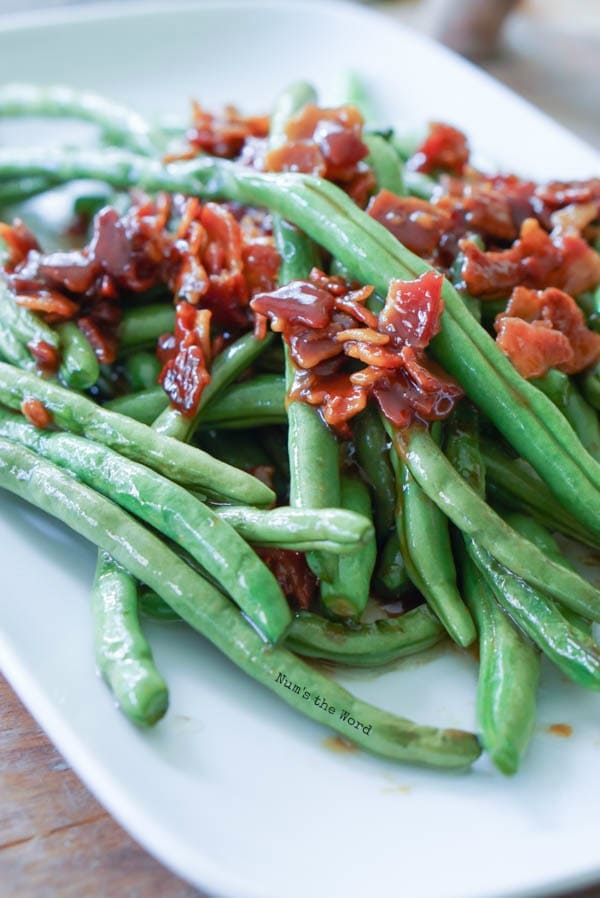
[0,3,599,898]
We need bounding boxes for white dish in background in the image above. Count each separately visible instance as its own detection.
[0,3,599,898]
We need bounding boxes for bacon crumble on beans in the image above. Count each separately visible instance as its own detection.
[251,268,463,433]
[0,194,280,416]
[494,286,600,379]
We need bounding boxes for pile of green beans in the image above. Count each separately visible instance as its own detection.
[0,78,598,775]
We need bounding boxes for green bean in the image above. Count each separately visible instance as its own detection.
[320,474,377,619]
[373,529,411,599]
[363,134,405,195]
[200,375,286,429]
[502,512,571,567]
[339,71,376,121]
[214,504,374,553]
[501,511,592,635]
[0,438,481,768]
[353,404,396,540]
[139,588,181,622]
[0,362,274,505]
[287,606,444,666]
[270,81,317,145]
[119,304,175,351]
[73,188,117,220]
[56,321,100,390]
[258,426,290,500]
[270,86,341,585]
[0,83,161,155]
[105,386,168,425]
[139,589,444,666]
[403,170,437,200]
[446,402,540,773]
[391,130,422,161]
[197,428,271,472]
[125,351,161,391]
[0,320,36,369]
[0,175,58,205]
[153,331,275,440]
[283,278,340,581]
[392,424,600,619]
[0,279,59,350]
[387,419,475,647]
[92,551,168,725]
[580,362,600,411]
[468,538,600,690]
[481,437,600,549]
[459,548,539,775]
[532,369,600,462]
[3,147,600,535]
[0,409,291,643]
[106,376,286,429]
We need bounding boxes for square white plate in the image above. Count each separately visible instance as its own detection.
[0,3,599,898]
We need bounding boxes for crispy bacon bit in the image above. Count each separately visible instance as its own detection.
[408,122,470,176]
[158,302,212,416]
[495,318,572,379]
[264,104,374,207]
[20,398,53,429]
[27,340,60,376]
[185,102,269,159]
[77,316,119,365]
[256,547,317,611]
[15,291,79,321]
[380,271,444,348]
[241,240,280,296]
[0,194,280,382]
[251,268,461,432]
[370,171,600,273]
[0,220,39,267]
[461,218,600,299]
[495,286,600,378]
[368,191,453,261]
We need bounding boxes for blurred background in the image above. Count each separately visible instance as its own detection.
[1,0,598,147]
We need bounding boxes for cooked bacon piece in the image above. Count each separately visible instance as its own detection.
[77,315,119,365]
[283,104,368,176]
[255,547,317,611]
[21,398,53,429]
[241,240,280,296]
[290,369,368,434]
[198,202,248,327]
[185,101,269,159]
[252,268,461,432]
[495,286,600,377]
[495,318,573,379]
[1,194,280,380]
[251,280,336,330]
[0,220,39,268]
[537,178,600,209]
[380,271,444,348]
[265,142,325,177]
[368,191,453,260]
[550,201,600,236]
[408,122,470,176]
[15,290,79,322]
[27,340,60,375]
[461,218,600,299]
[158,302,212,417]
[264,103,374,206]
